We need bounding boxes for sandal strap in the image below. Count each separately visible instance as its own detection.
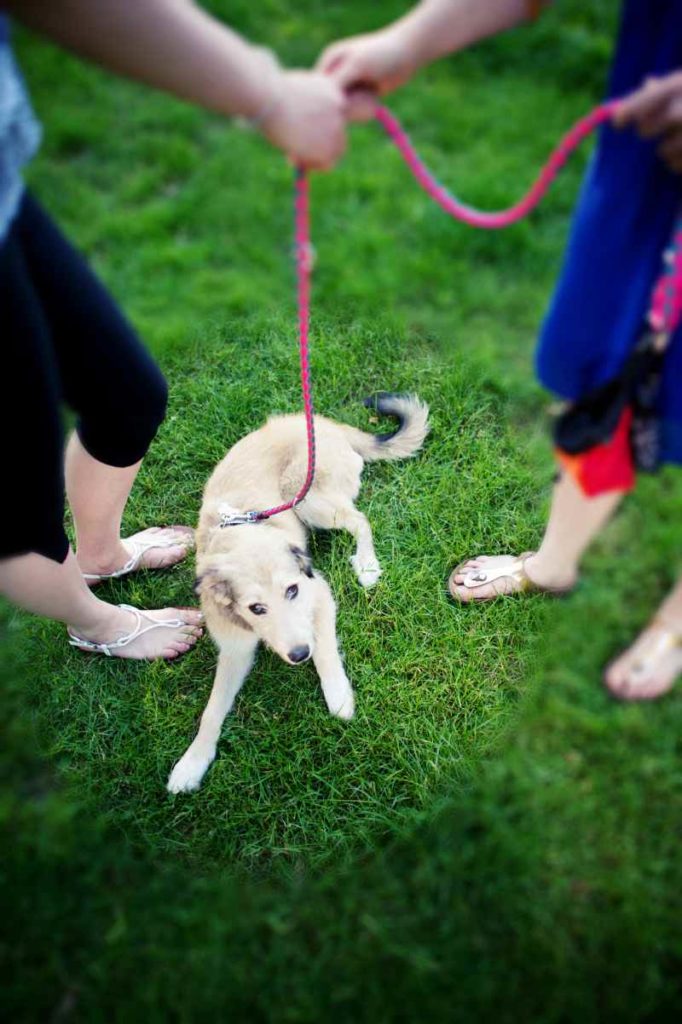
[629,619,682,677]
[82,531,192,581]
[68,604,187,656]
[458,553,536,592]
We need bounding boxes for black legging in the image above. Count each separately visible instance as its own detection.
[1,193,168,563]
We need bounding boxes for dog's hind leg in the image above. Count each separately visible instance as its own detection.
[167,631,258,793]
[300,495,382,588]
[344,506,382,587]
[312,575,354,719]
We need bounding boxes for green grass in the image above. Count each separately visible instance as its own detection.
[3,1,682,1020]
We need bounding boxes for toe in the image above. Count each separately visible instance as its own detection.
[603,663,627,698]
[448,581,475,603]
[182,626,202,639]
[175,608,203,627]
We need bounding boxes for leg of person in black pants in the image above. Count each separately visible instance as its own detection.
[0,194,203,659]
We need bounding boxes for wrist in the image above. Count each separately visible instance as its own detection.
[238,45,283,124]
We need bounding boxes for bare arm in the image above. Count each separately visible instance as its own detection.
[6,0,348,168]
[380,0,532,68]
[317,0,544,115]
[6,0,278,119]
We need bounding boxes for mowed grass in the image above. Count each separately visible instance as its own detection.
[3,1,682,1020]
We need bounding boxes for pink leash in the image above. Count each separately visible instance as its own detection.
[220,100,618,528]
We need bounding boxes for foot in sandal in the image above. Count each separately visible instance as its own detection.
[68,603,203,660]
[604,616,682,701]
[79,526,195,584]
[448,552,577,603]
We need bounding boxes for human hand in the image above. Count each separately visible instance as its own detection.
[259,69,348,170]
[614,71,682,173]
[316,26,417,121]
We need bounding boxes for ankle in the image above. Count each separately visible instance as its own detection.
[69,601,128,641]
[75,538,127,573]
[525,551,578,588]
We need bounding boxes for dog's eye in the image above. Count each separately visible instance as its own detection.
[285,584,299,601]
[249,603,267,616]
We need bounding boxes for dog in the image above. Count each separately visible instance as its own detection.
[167,393,429,793]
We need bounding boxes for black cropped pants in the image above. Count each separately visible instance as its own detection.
[0,193,168,563]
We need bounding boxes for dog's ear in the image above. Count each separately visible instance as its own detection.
[194,561,236,609]
[195,559,254,632]
[290,545,314,579]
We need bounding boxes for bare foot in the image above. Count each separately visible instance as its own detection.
[604,618,682,701]
[79,526,195,584]
[448,552,576,603]
[68,604,203,660]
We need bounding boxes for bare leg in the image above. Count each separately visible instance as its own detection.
[65,433,192,578]
[312,576,354,719]
[167,631,258,792]
[604,574,682,700]
[0,549,202,660]
[450,472,626,601]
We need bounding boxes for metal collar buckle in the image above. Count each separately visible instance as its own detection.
[219,510,261,528]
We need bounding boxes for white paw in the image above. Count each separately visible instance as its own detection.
[350,555,382,588]
[326,685,355,721]
[167,747,213,793]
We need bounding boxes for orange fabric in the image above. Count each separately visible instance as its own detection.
[555,406,636,497]
[526,0,550,21]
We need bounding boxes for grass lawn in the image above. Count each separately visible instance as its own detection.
[3,1,682,1020]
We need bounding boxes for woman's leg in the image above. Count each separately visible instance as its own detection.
[64,434,192,578]
[16,194,193,580]
[450,471,626,601]
[0,550,202,660]
[0,195,201,659]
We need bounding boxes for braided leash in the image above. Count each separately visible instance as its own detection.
[221,99,624,528]
[374,101,618,229]
[220,169,314,527]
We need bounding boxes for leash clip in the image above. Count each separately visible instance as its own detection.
[219,509,261,528]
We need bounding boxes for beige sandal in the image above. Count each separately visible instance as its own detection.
[604,617,682,701]
[448,552,575,603]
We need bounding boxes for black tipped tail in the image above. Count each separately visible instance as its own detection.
[349,392,430,462]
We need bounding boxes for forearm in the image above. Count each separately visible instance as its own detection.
[392,0,534,67]
[5,0,277,119]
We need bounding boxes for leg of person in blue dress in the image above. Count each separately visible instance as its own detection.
[319,0,682,699]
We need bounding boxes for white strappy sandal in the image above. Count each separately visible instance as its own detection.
[68,604,192,658]
[82,527,195,583]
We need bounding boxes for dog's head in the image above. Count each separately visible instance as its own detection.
[195,531,316,665]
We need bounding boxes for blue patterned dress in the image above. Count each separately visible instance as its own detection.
[536,0,682,465]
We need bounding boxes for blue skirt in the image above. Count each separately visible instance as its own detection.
[536,0,682,465]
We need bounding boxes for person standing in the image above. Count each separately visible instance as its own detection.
[0,1,348,660]
[319,0,682,699]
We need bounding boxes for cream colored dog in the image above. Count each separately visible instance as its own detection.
[167,393,429,793]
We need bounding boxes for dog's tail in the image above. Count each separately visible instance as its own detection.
[346,392,430,462]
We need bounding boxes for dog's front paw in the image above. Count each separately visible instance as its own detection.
[167,746,213,793]
[326,684,355,721]
[350,554,382,588]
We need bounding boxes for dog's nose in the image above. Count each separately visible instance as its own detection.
[288,645,311,664]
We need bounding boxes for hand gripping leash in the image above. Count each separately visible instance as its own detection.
[220,100,619,528]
